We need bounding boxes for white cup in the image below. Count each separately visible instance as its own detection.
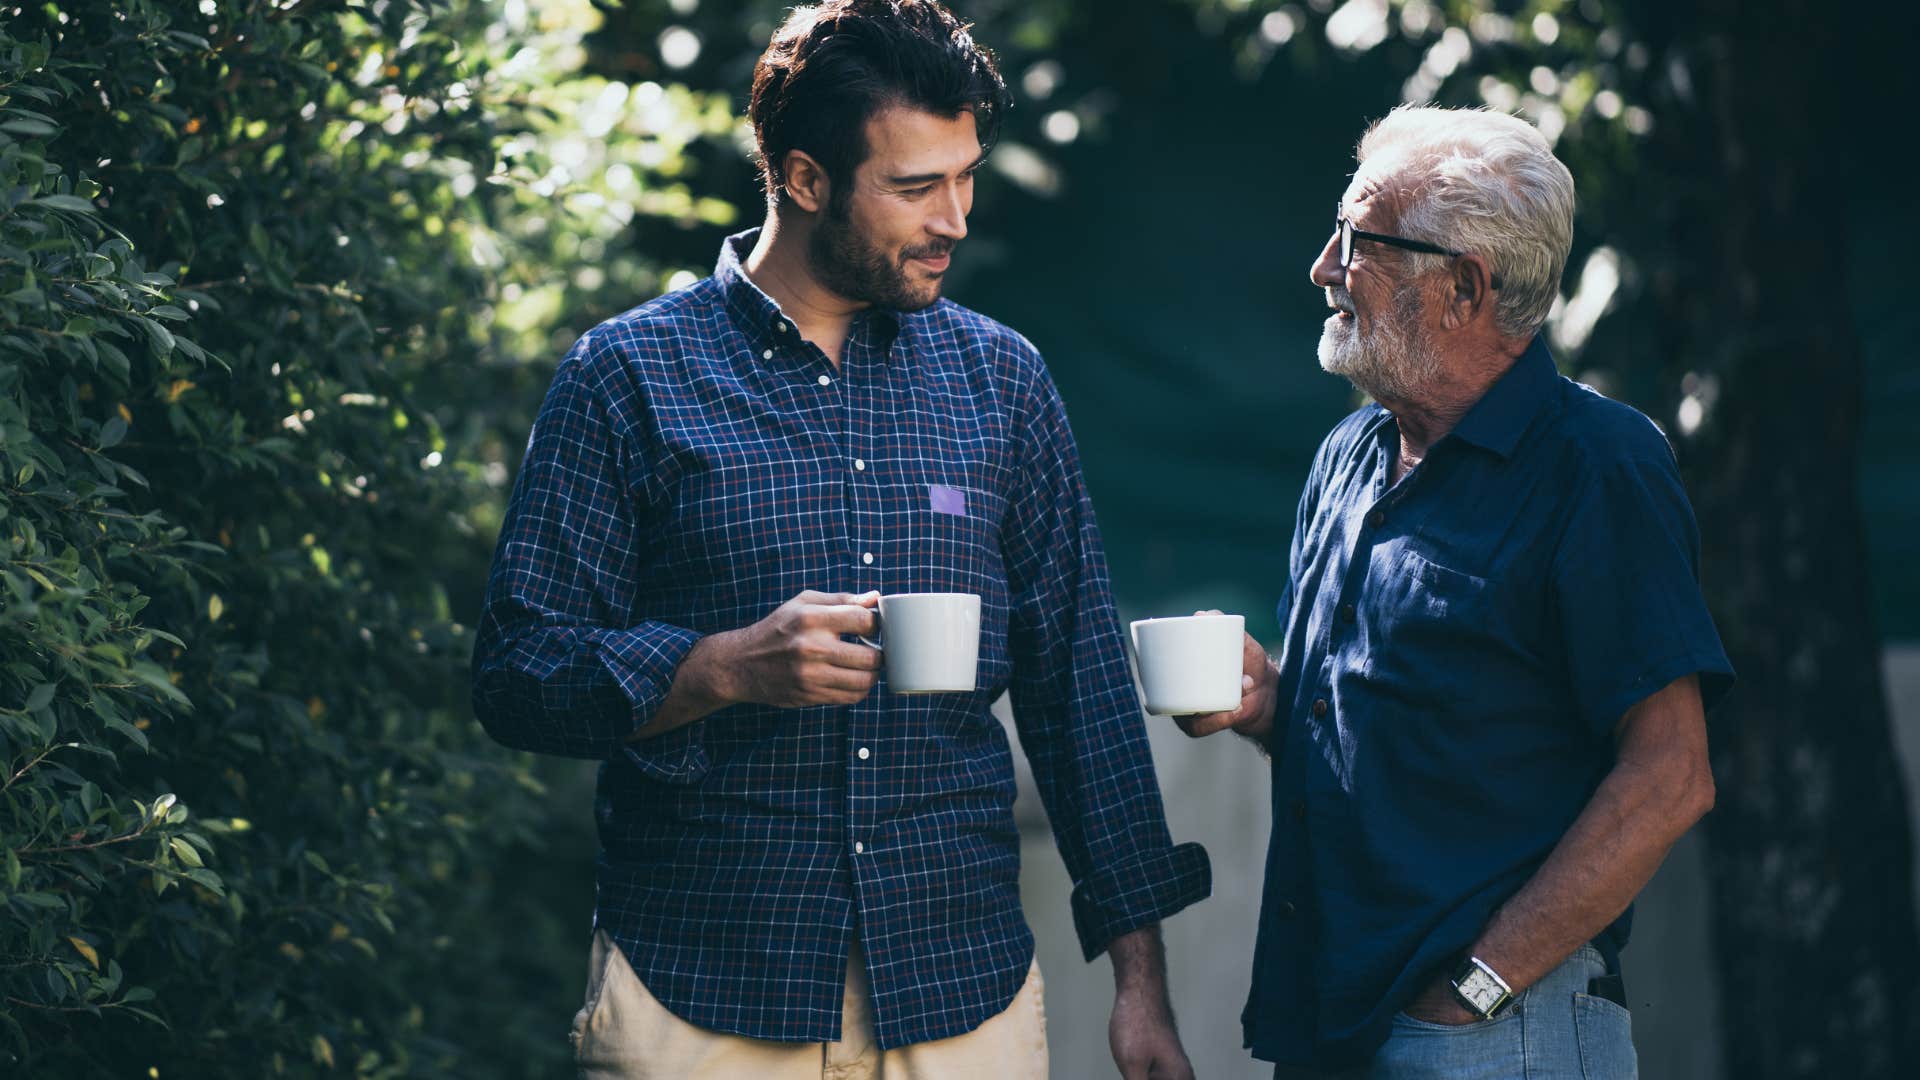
[1130,613,1245,715]
[863,593,981,694]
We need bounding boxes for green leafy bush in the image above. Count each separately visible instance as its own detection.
[1,0,738,1074]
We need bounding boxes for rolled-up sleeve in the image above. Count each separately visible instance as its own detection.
[471,336,707,780]
[998,341,1210,960]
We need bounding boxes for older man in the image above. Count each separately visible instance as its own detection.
[1181,106,1734,1078]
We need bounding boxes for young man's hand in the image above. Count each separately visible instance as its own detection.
[1108,926,1195,1080]
[707,590,883,708]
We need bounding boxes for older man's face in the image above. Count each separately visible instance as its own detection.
[1309,171,1442,404]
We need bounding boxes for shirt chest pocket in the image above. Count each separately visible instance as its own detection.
[892,479,1007,598]
[1361,549,1500,705]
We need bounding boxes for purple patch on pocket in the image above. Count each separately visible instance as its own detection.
[929,484,968,517]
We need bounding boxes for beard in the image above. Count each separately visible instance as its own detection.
[1317,281,1443,403]
[806,196,952,312]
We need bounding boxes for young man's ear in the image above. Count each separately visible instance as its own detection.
[781,149,831,214]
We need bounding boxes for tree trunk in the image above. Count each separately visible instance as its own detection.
[1690,2,1920,1074]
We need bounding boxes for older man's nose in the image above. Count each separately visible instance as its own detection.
[1310,232,1343,289]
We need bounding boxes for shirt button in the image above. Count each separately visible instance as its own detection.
[861,552,874,565]
[776,321,789,333]
[854,458,866,471]
[1311,698,1329,718]
[762,349,773,360]
[858,747,871,760]
[1367,510,1386,528]
[1338,603,1356,624]
[854,841,865,854]
[1291,799,1307,822]
[818,374,832,387]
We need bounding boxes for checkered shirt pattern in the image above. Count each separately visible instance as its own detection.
[472,230,1210,1048]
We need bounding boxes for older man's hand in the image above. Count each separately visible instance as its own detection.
[1172,612,1278,742]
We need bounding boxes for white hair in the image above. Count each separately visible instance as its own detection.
[1356,105,1575,339]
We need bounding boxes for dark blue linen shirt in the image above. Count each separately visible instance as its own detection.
[1243,338,1733,1067]
[472,231,1209,1049]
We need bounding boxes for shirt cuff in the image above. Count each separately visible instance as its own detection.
[602,621,711,784]
[620,721,710,784]
[1069,841,1212,961]
[1587,649,1737,738]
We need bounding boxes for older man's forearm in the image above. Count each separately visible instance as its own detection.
[1465,678,1713,994]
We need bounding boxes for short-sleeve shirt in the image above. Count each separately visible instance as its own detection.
[1242,337,1733,1067]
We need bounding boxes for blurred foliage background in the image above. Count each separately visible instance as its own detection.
[2,0,1915,1076]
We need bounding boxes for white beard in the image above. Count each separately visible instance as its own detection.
[1317,288,1441,403]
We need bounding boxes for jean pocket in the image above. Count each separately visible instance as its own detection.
[1390,1006,1520,1034]
[1380,1003,1526,1076]
[1572,992,1637,1080]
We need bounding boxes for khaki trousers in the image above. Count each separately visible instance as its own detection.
[571,930,1049,1079]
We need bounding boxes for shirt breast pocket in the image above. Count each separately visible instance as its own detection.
[896,480,1012,690]
[1365,549,1498,705]
[902,485,1006,595]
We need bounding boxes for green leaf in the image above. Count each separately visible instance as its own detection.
[140,318,175,359]
[106,716,151,752]
[32,194,96,213]
[170,837,203,867]
[1,119,60,137]
[127,662,189,706]
[24,682,55,711]
[185,867,225,894]
[98,415,128,449]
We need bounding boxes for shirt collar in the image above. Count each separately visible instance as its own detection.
[714,228,904,361]
[1446,334,1559,459]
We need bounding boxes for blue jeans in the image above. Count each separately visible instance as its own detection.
[1277,945,1638,1080]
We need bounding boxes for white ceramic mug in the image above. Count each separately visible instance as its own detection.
[1129,613,1245,715]
[861,593,982,694]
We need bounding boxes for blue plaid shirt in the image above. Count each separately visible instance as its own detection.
[472,230,1210,1048]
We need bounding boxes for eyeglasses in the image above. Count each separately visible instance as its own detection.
[1335,202,1503,290]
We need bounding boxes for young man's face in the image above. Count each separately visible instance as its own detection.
[807,105,982,311]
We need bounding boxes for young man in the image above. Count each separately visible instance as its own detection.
[1180,107,1733,1078]
[471,3,1209,1077]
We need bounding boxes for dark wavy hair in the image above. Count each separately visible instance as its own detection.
[749,0,1012,209]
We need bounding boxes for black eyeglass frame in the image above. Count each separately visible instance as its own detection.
[1335,202,1504,291]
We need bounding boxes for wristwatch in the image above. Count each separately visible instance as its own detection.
[1450,956,1515,1019]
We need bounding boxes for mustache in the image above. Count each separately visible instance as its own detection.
[901,239,956,262]
[1326,285,1356,316]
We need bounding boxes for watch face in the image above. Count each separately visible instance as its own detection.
[1454,965,1506,1015]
